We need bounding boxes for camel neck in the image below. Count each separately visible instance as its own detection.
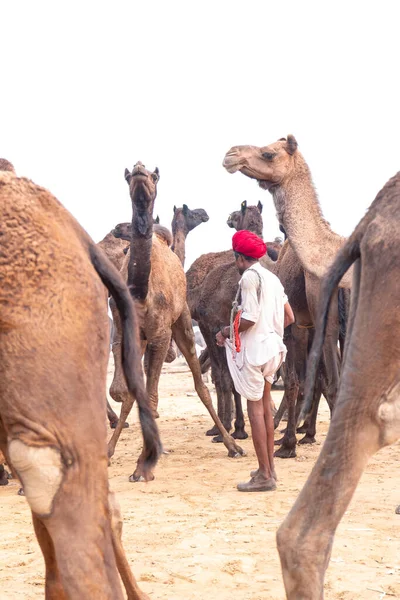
[128,202,154,301]
[271,158,346,279]
[171,229,187,267]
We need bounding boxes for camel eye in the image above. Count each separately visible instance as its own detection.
[151,172,159,182]
[262,152,276,160]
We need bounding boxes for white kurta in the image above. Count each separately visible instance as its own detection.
[225,261,288,401]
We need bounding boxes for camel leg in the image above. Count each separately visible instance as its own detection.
[274,393,287,429]
[32,513,66,599]
[107,399,129,430]
[277,259,400,598]
[10,440,124,599]
[145,336,171,417]
[232,389,248,439]
[274,332,298,458]
[109,491,150,600]
[128,336,170,482]
[199,329,233,436]
[0,463,9,486]
[211,364,236,443]
[298,378,322,445]
[172,305,245,457]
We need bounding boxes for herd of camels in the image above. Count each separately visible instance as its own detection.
[0,133,398,599]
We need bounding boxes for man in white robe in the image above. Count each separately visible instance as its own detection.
[216,230,294,492]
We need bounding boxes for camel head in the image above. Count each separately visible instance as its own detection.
[172,204,209,234]
[223,135,299,190]
[226,200,263,237]
[112,222,132,241]
[124,162,160,235]
[0,158,15,173]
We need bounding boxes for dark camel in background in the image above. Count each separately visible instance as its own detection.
[0,168,160,599]
[189,201,281,441]
[223,136,349,456]
[108,162,245,481]
[171,204,209,266]
[277,172,400,599]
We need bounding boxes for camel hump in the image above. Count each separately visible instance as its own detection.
[88,243,161,474]
[153,224,173,247]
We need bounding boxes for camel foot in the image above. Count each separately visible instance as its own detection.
[232,429,249,440]
[228,444,246,458]
[395,505,400,515]
[109,420,129,430]
[212,434,224,443]
[0,472,9,486]
[274,445,296,459]
[296,424,308,434]
[129,472,155,483]
[274,436,285,446]
[18,487,25,496]
[206,425,221,436]
[298,434,316,445]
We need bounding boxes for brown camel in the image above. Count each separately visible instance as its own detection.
[171,204,209,266]
[113,221,173,248]
[223,136,348,456]
[108,161,244,481]
[186,201,265,314]
[188,201,269,440]
[98,225,130,272]
[0,169,160,599]
[277,171,400,599]
[99,220,175,429]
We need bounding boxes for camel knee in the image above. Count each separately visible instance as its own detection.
[377,378,400,445]
[8,440,63,516]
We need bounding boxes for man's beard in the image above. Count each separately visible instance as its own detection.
[237,267,245,275]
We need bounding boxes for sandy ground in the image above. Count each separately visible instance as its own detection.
[0,357,399,599]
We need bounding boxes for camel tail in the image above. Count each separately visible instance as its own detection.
[300,236,361,421]
[89,244,162,473]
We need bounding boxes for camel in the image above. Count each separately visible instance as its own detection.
[98,225,130,271]
[276,171,400,599]
[0,169,161,599]
[186,201,267,439]
[108,161,245,481]
[223,136,349,456]
[113,221,173,249]
[171,204,209,266]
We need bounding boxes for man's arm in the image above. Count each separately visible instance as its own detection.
[284,301,295,328]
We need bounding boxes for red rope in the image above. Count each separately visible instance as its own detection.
[233,309,243,353]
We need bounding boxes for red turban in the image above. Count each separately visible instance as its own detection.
[232,230,267,259]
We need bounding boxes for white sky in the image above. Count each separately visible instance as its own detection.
[2,1,399,269]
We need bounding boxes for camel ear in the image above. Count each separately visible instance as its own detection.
[257,201,263,214]
[155,215,160,224]
[182,204,189,215]
[173,205,177,213]
[285,135,298,155]
[154,166,160,179]
[124,168,131,183]
[241,200,247,214]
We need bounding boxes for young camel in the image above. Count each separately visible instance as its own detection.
[277,171,400,599]
[223,136,348,456]
[108,162,245,481]
[0,170,161,600]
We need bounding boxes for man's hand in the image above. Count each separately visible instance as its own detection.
[216,326,229,347]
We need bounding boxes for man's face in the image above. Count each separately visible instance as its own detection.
[235,255,246,275]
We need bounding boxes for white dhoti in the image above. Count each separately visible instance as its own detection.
[225,339,284,401]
